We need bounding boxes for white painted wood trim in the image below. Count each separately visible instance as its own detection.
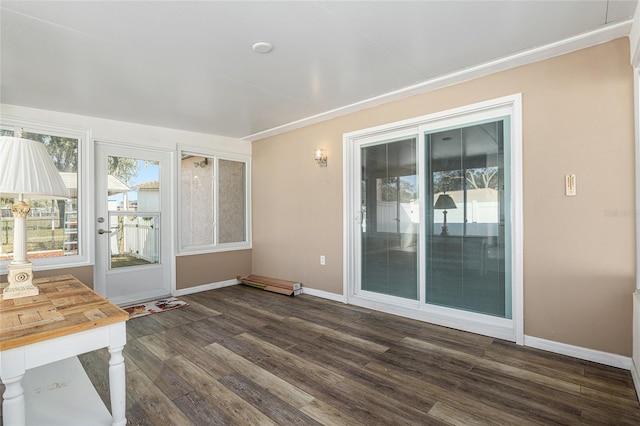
[632,64,640,400]
[635,69,640,294]
[173,278,240,296]
[176,281,347,303]
[342,133,354,305]
[630,4,640,67]
[301,286,347,303]
[511,94,525,345]
[633,289,640,400]
[524,335,632,370]
[632,358,640,402]
[349,295,515,342]
[245,20,631,142]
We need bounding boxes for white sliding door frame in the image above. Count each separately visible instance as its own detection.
[343,94,523,344]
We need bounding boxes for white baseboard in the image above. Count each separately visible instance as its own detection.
[301,286,347,303]
[175,281,346,301]
[173,278,239,296]
[524,335,632,370]
[301,291,633,371]
[632,360,640,401]
[633,291,640,400]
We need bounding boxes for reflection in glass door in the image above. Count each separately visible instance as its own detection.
[425,119,511,318]
[108,213,159,269]
[107,157,161,270]
[361,138,418,300]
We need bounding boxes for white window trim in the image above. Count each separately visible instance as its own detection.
[343,94,523,344]
[177,145,251,255]
[0,116,93,273]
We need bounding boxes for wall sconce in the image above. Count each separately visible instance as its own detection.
[314,149,327,167]
[194,157,208,168]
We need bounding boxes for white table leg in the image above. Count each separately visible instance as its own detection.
[108,344,126,426]
[2,373,26,426]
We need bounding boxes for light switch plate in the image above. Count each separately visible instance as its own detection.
[565,174,576,196]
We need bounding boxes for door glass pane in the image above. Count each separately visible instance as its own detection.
[361,138,418,300]
[180,154,215,248]
[107,156,160,269]
[219,159,246,244]
[108,213,159,268]
[425,119,510,318]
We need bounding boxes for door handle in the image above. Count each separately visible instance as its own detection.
[97,229,113,234]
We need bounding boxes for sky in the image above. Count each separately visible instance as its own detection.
[109,159,159,206]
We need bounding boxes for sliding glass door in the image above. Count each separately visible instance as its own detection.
[357,119,510,317]
[346,95,522,341]
[361,137,418,300]
[425,119,511,318]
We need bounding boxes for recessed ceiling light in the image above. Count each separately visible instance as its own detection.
[252,41,273,53]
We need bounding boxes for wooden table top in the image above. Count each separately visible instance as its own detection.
[0,274,128,351]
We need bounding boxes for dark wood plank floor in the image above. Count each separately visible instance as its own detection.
[6,284,640,424]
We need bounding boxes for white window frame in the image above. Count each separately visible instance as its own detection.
[0,116,93,273]
[343,94,523,344]
[177,146,251,255]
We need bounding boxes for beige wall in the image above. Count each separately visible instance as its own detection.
[1,247,251,291]
[175,249,252,290]
[2,250,251,291]
[252,38,636,357]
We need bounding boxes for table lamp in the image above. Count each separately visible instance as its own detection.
[434,192,456,236]
[0,130,69,299]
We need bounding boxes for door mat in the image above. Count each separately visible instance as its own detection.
[122,297,189,319]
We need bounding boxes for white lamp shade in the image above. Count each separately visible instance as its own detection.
[0,136,69,199]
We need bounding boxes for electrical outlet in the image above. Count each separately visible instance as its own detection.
[320,255,326,265]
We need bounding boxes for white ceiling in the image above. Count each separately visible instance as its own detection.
[0,1,637,141]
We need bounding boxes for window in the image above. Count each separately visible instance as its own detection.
[178,148,250,253]
[0,120,91,272]
[218,159,247,244]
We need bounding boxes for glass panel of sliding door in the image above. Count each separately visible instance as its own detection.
[425,119,511,318]
[361,137,419,300]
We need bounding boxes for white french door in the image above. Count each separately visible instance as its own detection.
[94,142,174,305]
